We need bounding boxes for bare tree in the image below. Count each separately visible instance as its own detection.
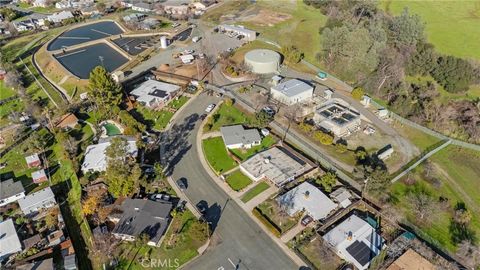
[456,240,480,269]
[407,190,436,221]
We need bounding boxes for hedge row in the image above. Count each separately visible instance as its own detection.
[252,207,282,237]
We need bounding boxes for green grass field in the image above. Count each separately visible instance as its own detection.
[204,103,254,132]
[136,106,175,131]
[388,145,480,253]
[1,81,17,99]
[241,182,270,203]
[382,0,480,60]
[202,136,237,174]
[168,96,190,110]
[229,135,276,161]
[225,169,252,191]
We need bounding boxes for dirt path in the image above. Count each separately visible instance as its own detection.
[433,163,479,212]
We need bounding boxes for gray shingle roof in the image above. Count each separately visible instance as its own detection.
[0,179,25,200]
[220,125,261,147]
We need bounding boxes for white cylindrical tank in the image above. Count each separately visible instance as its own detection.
[244,49,281,74]
[160,36,168,49]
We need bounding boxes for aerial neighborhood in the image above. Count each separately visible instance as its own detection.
[0,0,479,269]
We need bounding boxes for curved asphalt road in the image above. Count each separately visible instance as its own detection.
[162,93,298,270]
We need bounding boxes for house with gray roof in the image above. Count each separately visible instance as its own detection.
[130,79,181,109]
[18,187,56,215]
[270,79,314,105]
[0,179,25,207]
[0,219,22,261]
[111,199,173,247]
[220,125,261,149]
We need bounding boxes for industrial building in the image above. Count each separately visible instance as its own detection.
[239,146,313,186]
[244,49,281,74]
[218,24,257,41]
[270,79,314,105]
[313,99,361,137]
[323,214,385,270]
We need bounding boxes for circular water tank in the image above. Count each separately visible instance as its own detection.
[160,36,168,49]
[244,49,281,74]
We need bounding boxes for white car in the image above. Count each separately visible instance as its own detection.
[205,104,216,113]
[183,49,194,54]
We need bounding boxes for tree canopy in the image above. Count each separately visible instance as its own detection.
[88,66,123,118]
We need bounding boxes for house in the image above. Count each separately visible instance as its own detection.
[323,214,385,270]
[32,0,48,7]
[47,230,65,246]
[218,24,256,41]
[329,187,352,208]
[64,254,77,270]
[163,0,190,15]
[131,2,153,13]
[22,234,43,250]
[47,11,74,24]
[277,182,337,220]
[0,219,22,261]
[270,79,314,105]
[220,125,261,149]
[130,79,181,109]
[122,13,147,23]
[16,258,54,270]
[313,99,361,137]
[25,153,41,168]
[240,146,313,187]
[0,178,25,207]
[110,199,173,247]
[386,249,435,270]
[13,20,35,32]
[32,169,48,184]
[18,187,56,215]
[81,137,138,173]
[55,0,73,8]
[179,54,194,64]
[80,5,99,16]
[56,113,79,130]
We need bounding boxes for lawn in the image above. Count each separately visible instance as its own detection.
[168,95,190,110]
[257,198,300,234]
[229,135,276,161]
[381,0,480,60]
[405,75,480,103]
[241,181,270,203]
[204,103,255,132]
[387,145,480,253]
[202,136,237,174]
[225,169,252,191]
[136,106,175,131]
[391,119,441,152]
[1,81,17,99]
[119,210,207,270]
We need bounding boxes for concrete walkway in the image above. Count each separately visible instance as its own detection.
[243,185,278,211]
[281,221,313,243]
[195,110,307,267]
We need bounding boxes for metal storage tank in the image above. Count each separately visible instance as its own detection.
[244,49,281,74]
[160,36,168,49]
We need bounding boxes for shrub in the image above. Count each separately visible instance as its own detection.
[252,208,281,237]
[351,87,364,100]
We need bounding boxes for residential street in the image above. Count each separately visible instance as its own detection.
[160,93,300,270]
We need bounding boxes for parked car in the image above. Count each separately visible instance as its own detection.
[176,178,187,191]
[198,53,205,59]
[192,36,201,43]
[262,106,275,116]
[172,22,180,28]
[226,47,234,53]
[205,104,216,113]
[150,193,171,202]
[301,215,314,226]
[215,92,223,98]
[176,200,187,212]
[183,49,194,54]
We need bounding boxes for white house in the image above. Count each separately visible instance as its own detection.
[132,2,153,13]
[0,179,25,207]
[220,125,261,149]
[323,214,385,270]
[18,187,57,215]
[130,79,180,109]
[47,11,74,24]
[277,182,337,220]
[270,79,314,105]
[81,137,138,173]
[0,219,22,261]
[32,0,48,7]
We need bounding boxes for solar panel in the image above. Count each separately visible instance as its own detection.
[346,240,376,266]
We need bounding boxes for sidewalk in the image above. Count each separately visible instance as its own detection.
[243,185,277,211]
[195,114,307,268]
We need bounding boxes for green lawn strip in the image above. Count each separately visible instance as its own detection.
[168,95,189,110]
[0,98,23,119]
[391,120,441,152]
[0,81,17,99]
[257,199,300,234]
[241,182,270,203]
[126,210,206,270]
[136,106,175,130]
[229,135,276,161]
[202,136,237,174]
[382,1,480,60]
[205,103,255,132]
[225,169,252,191]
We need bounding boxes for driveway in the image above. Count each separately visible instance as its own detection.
[160,93,299,270]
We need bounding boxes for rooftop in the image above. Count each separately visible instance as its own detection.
[0,219,22,260]
[0,179,25,201]
[25,153,40,164]
[56,113,78,129]
[277,182,337,220]
[220,125,261,147]
[18,187,56,213]
[112,199,173,244]
[130,79,180,104]
[32,169,47,180]
[81,137,137,172]
[240,146,313,186]
[272,79,313,97]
